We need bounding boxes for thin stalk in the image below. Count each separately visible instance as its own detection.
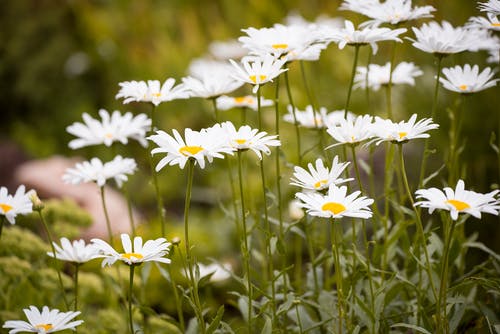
[344,45,361,119]
[74,264,80,312]
[100,186,114,247]
[365,50,372,111]
[123,184,136,237]
[438,216,457,334]
[211,98,219,122]
[386,41,398,119]
[295,302,304,334]
[330,221,344,334]
[284,66,302,164]
[447,94,466,185]
[304,219,319,297]
[0,216,4,239]
[128,265,135,334]
[381,143,395,274]
[168,264,185,332]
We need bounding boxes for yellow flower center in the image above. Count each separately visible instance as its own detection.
[314,180,328,189]
[446,199,470,211]
[35,324,53,331]
[234,96,253,104]
[235,139,247,145]
[0,203,13,213]
[459,84,468,91]
[492,23,500,27]
[398,132,407,139]
[272,43,288,49]
[105,133,113,139]
[121,252,144,260]
[179,146,204,156]
[151,92,162,98]
[321,202,346,215]
[249,75,267,84]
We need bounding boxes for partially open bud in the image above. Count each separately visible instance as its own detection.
[28,190,44,211]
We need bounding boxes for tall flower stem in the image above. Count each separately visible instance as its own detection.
[237,151,253,333]
[211,98,219,122]
[128,264,136,334]
[447,95,466,185]
[73,264,80,312]
[344,45,361,119]
[99,186,114,247]
[330,220,344,334]
[123,184,136,237]
[284,66,302,164]
[381,143,395,275]
[365,49,372,111]
[385,41,398,119]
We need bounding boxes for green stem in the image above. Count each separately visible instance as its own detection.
[284,66,302,164]
[168,264,185,332]
[438,216,457,334]
[0,216,4,239]
[211,97,219,122]
[304,218,319,297]
[382,143,395,275]
[295,301,304,334]
[123,184,136,237]
[344,45,361,118]
[128,265,135,334]
[365,50,372,112]
[447,95,466,185]
[386,41,398,119]
[330,221,344,334]
[74,264,80,312]
[100,186,114,247]
[149,104,166,236]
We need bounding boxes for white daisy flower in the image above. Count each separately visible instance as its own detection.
[229,54,288,93]
[466,28,500,52]
[321,20,407,55]
[326,114,374,147]
[2,305,83,333]
[62,156,137,188]
[488,48,500,64]
[208,39,249,60]
[439,64,499,94]
[196,262,232,282]
[0,185,33,225]
[290,156,353,191]
[283,105,355,129]
[66,109,151,149]
[408,21,477,56]
[296,183,374,219]
[479,0,500,15]
[221,121,280,160]
[415,179,500,221]
[116,78,189,106]
[91,233,171,267]
[284,12,344,30]
[370,114,439,145]
[467,13,500,32]
[354,61,423,91]
[288,199,305,220]
[148,125,235,170]
[47,238,99,264]
[216,95,273,111]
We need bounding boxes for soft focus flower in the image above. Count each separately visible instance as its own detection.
[148,125,235,170]
[221,121,280,159]
[284,12,344,30]
[288,199,305,220]
[66,109,151,149]
[196,262,232,282]
[91,233,171,267]
[2,305,83,333]
[283,105,355,129]
[326,114,374,147]
[488,48,500,63]
[439,64,499,94]
[354,62,423,91]
[290,156,353,191]
[479,0,500,15]
[216,95,273,111]
[208,39,249,60]
[415,179,500,220]
[466,28,500,52]
[62,156,137,188]
[370,114,439,145]
[47,238,99,264]
[467,14,500,32]
[409,21,477,56]
[296,183,374,219]
[321,20,407,54]
[0,185,33,225]
[116,79,189,106]
[229,54,288,93]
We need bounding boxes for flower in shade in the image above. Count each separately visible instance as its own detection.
[216,95,273,111]
[148,125,235,170]
[439,64,499,94]
[116,79,189,106]
[370,114,439,145]
[2,305,83,333]
[196,262,232,282]
[408,21,477,56]
[209,39,249,60]
[47,238,99,264]
[62,156,137,188]
[466,28,500,52]
[221,121,280,159]
[415,179,500,221]
[326,114,374,147]
[479,0,500,15]
[320,20,407,54]
[66,109,151,149]
[229,54,288,93]
[467,14,500,32]
[91,233,171,267]
[0,185,33,225]
[290,156,353,191]
[296,183,374,219]
[284,105,355,129]
[354,62,423,91]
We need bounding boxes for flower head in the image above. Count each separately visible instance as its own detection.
[415,180,500,220]
[208,39,249,60]
[354,62,423,91]
[91,233,171,267]
[116,79,189,106]
[370,114,439,145]
[283,105,355,129]
[195,262,232,282]
[0,185,33,225]
[66,109,151,149]
[479,0,500,15]
[221,121,280,159]
[2,305,83,333]
[216,95,273,111]
[467,14,500,32]
[439,64,499,94]
[326,114,374,147]
[290,156,353,191]
[229,54,288,93]
[47,238,99,264]
[296,183,374,219]
[62,156,137,188]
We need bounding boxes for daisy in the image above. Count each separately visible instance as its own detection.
[62,156,137,188]
[229,54,288,93]
[0,185,33,225]
[370,114,439,145]
[283,105,354,129]
[296,183,374,219]
[148,125,235,170]
[2,305,83,333]
[216,95,273,111]
[208,39,249,60]
[326,114,374,147]
[488,48,500,64]
[467,14,500,32]
[354,62,423,91]
[290,156,353,191]
[479,0,500,15]
[47,238,99,264]
[466,28,500,52]
[91,233,171,267]
[415,179,500,221]
[66,109,151,149]
[115,78,189,106]
[439,64,499,94]
[409,21,477,56]
[221,121,280,159]
[196,262,232,282]
[321,20,407,55]
[288,199,305,220]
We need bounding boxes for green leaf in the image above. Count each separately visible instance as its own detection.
[206,305,224,334]
[391,323,432,334]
